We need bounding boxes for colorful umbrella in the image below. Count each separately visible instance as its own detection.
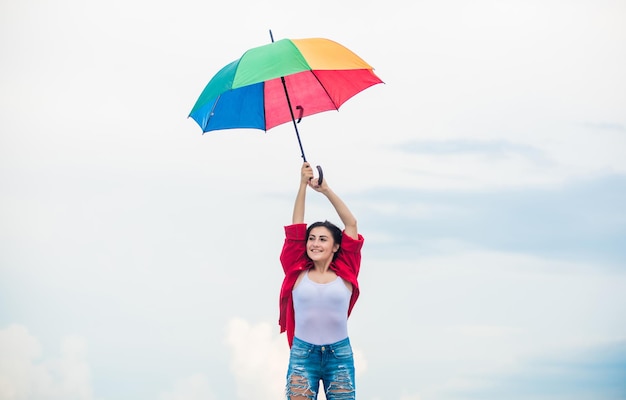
[188,32,383,182]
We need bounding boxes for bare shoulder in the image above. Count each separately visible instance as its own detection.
[293,270,308,289]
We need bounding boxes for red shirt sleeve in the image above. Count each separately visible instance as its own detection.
[280,223,308,274]
[334,231,364,278]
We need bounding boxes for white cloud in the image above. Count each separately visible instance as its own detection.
[158,374,215,400]
[0,324,93,400]
[224,318,289,400]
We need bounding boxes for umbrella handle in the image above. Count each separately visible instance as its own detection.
[316,165,323,185]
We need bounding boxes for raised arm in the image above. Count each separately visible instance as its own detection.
[292,162,315,224]
[309,171,358,240]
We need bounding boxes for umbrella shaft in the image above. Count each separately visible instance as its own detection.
[280,76,307,162]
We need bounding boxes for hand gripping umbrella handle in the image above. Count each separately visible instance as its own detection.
[316,165,323,185]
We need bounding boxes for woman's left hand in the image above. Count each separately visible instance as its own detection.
[308,175,329,192]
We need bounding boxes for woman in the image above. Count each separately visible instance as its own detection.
[279,162,364,400]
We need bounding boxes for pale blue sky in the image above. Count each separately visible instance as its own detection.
[1,0,625,399]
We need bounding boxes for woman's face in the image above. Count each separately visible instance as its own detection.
[307,226,340,262]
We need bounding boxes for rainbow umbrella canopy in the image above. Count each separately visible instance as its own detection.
[188,35,383,166]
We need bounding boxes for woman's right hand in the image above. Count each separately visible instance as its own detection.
[300,162,315,185]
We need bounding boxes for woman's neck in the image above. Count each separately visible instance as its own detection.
[311,259,332,273]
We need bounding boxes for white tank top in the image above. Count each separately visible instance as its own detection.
[292,270,351,345]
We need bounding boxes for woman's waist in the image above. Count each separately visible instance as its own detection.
[292,336,351,350]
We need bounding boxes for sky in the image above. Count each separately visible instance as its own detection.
[1,0,625,399]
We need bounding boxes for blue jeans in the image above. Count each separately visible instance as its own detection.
[285,337,356,400]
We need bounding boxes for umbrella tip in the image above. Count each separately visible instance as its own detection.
[269,29,274,43]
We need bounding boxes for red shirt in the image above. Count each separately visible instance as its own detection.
[279,223,364,347]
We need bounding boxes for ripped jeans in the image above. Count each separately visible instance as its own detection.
[285,337,356,400]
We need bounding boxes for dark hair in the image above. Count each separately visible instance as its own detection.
[306,221,343,259]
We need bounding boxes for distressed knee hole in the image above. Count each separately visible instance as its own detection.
[326,370,355,399]
[286,373,315,400]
